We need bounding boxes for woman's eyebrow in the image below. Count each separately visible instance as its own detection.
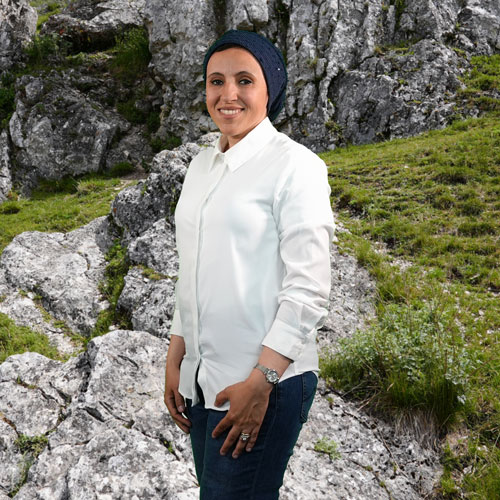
[207,70,257,78]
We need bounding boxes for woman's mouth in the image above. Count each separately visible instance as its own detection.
[220,108,243,115]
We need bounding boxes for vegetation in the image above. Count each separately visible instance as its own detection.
[92,240,132,340]
[0,312,62,363]
[110,27,151,83]
[320,87,499,496]
[314,437,341,461]
[9,434,49,496]
[0,72,16,130]
[0,173,131,255]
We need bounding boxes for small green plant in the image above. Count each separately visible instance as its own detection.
[92,240,132,339]
[150,134,182,153]
[9,434,49,496]
[107,161,135,177]
[320,302,473,428]
[0,76,15,129]
[0,312,61,363]
[314,437,341,460]
[23,33,71,67]
[111,27,151,83]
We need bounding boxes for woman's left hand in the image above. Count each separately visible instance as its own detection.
[212,371,273,459]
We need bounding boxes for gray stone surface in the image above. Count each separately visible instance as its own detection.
[117,265,176,338]
[0,217,115,335]
[8,73,129,194]
[0,327,440,500]
[5,330,199,500]
[0,0,36,71]
[0,130,12,202]
[111,140,207,242]
[145,0,499,151]
[41,0,146,51]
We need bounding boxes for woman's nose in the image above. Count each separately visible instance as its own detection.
[221,81,238,101]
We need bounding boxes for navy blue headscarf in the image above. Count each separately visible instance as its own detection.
[203,30,288,122]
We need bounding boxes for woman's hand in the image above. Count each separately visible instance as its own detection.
[164,335,191,434]
[212,370,273,458]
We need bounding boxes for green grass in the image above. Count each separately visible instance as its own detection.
[319,109,500,497]
[0,173,131,255]
[110,27,151,84]
[0,312,61,363]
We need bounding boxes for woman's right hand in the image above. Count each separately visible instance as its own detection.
[164,335,191,433]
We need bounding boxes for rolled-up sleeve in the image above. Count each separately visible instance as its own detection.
[261,155,335,361]
[169,307,183,338]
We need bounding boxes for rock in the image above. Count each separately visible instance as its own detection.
[0,325,440,500]
[145,0,499,151]
[8,72,130,194]
[41,0,147,52]
[0,216,115,336]
[330,39,466,144]
[0,269,78,355]
[0,130,12,202]
[5,329,199,499]
[0,0,37,72]
[282,388,440,499]
[111,139,209,242]
[117,265,176,338]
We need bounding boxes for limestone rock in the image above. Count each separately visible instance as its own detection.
[6,330,199,499]
[282,388,440,499]
[117,265,176,338]
[0,216,115,335]
[0,130,12,202]
[41,0,147,52]
[0,327,440,499]
[8,72,130,194]
[111,140,208,242]
[330,39,466,144]
[146,0,499,151]
[0,0,37,71]
[0,270,78,355]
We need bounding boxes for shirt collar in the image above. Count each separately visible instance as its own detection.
[210,117,277,172]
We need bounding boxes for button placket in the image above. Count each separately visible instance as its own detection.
[192,158,228,395]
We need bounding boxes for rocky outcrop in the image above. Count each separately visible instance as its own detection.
[145,0,499,151]
[8,72,140,194]
[0,216,116,336]
[0,327,440,500]
[0,0,37,72]
[41,0,147,52]
[0,330,199,499]
[0,130,12,202]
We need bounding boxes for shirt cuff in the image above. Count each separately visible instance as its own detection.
[262,303,319,361]
[169,308,183,338]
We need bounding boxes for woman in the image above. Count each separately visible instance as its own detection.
[164,29,335,499]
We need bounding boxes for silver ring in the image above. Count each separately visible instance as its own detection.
[239,432,250,442]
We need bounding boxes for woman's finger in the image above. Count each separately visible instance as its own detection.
[232,429,254,458]
[245,425,260,452]
[219,425,242,456]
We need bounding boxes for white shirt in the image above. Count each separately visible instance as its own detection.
[170,117,335,410]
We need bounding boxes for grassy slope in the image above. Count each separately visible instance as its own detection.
[320,112,499,498]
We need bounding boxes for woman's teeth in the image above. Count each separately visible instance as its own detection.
[220,109,242,115]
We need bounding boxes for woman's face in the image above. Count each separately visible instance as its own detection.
[206,47,269,150]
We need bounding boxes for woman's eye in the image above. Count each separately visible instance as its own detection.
[210,79,223,86]
[239,78,252,85]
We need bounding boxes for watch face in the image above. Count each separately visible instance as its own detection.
[266,369,279,384]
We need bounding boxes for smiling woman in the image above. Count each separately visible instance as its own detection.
[205,47,269,150]
[163,30,335,500]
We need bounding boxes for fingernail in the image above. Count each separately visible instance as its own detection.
[178,405,185,412]
[246,447,252,452]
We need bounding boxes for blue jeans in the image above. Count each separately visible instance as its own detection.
[186,372,318,500]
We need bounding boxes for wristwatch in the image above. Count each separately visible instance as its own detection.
[254,363,280,385]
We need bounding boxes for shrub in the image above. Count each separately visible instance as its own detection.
[320,302,474,427]
[111,27,151,83]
